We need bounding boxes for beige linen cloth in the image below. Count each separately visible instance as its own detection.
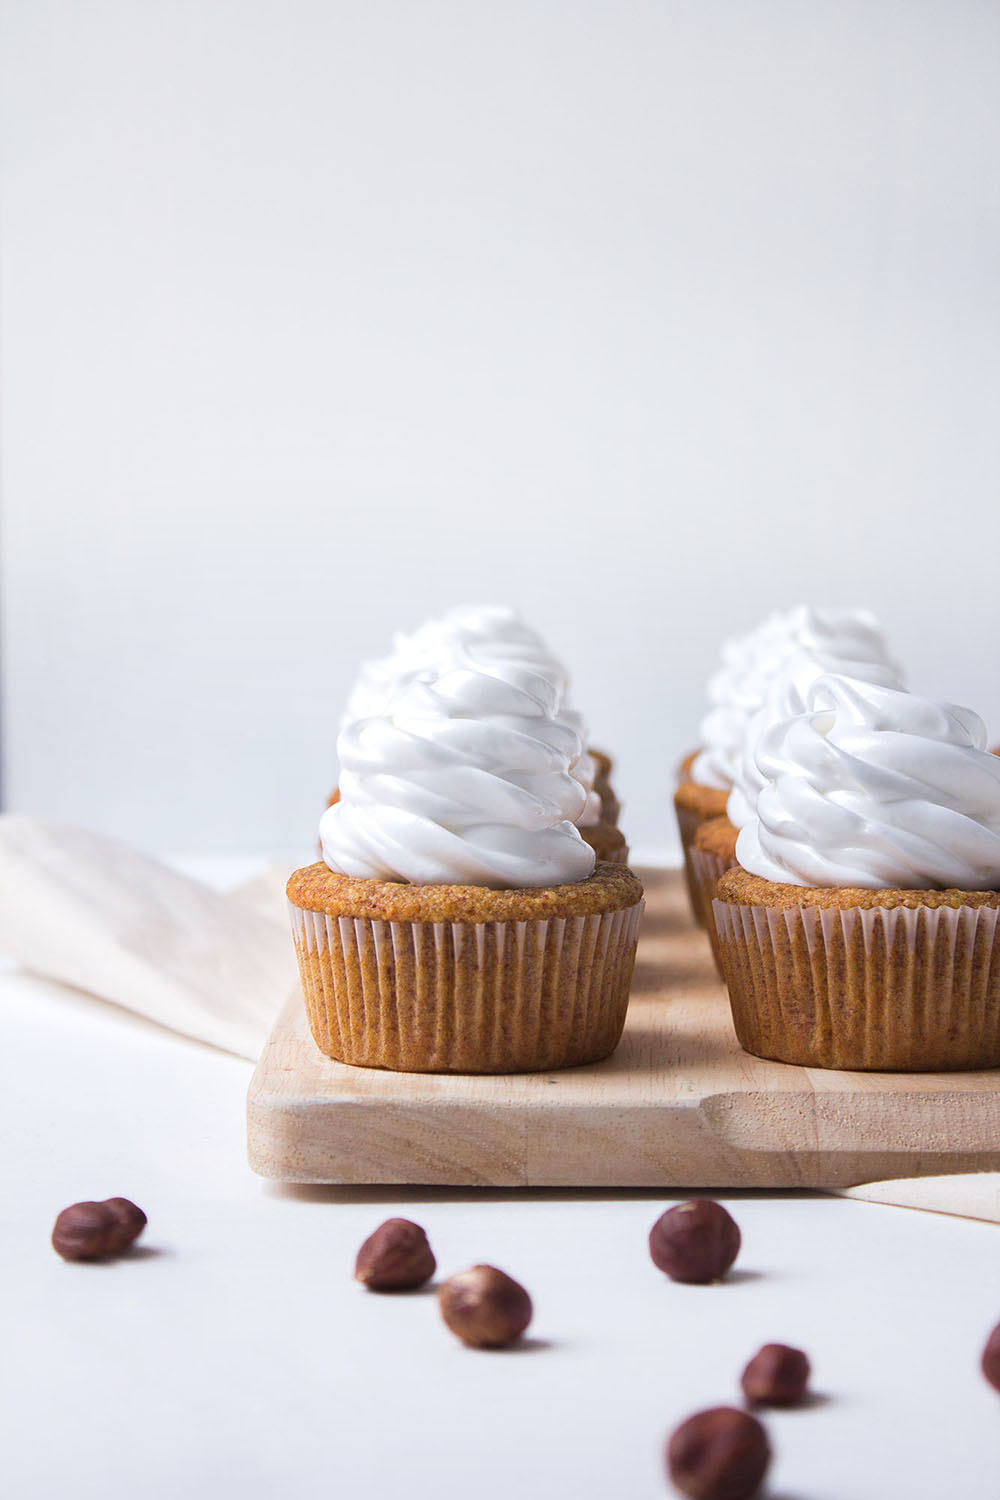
[1,813,997,1223]
[0,815,293,1060]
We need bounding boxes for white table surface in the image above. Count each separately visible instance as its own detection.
[3,858,999,1500]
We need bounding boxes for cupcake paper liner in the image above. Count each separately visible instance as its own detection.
[674,800,709,928]
[290,899,644,1074]
[714,896,1000,1071]
[690,843,733,977]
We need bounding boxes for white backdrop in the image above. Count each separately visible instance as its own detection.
[2,0,998,855]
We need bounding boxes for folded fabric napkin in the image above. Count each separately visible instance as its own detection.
[840,1174,1000,1224]
[0,813,996,1222]
[0,815,294,1059]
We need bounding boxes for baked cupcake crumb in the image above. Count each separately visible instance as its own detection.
[288,860,642,924]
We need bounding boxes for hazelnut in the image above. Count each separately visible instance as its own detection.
[354,1218,436,1292]
[51,1198,147,1261]
[649,1200,741,1284]
[982,1321,1000,1391]
[438,1265,532,1348]
[102,1198,149,1252]
[665,1407,771,1500]
[740,1343,811,1407]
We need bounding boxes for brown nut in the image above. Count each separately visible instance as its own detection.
[102,1198,149,1252]
[354,1218,436,1292]
[438,1265,532,1348]
[665,1406,771,1500]
[982,1320,1000,1391]
[649,1200,741,1284]
[52,1198,147,1261]
[740,1343,811,1407]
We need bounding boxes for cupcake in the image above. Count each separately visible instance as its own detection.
[675,749,698,786]
[677,611,796,925]
[674,785,728,927]
[691,814,740,974]
[572,743,627,862]
[692,626,904,964]
[291,661,643,1073]
[677,606,899,927]
[714,673,1000,1071]
[579,816,629,865]
[589,747,622,827]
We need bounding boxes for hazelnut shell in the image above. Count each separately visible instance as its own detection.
[51,1198,146,1261]
[665,1406,771,1500]
[649,1200,741,1284]
[982,1321,1000,1392]
[438,1265,532,1348]
[354,1218,436,1292]
[740,1343,811,1407]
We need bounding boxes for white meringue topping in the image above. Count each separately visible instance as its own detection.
[322,662,596,888]
[736,674,1000,890]
[692,606,899,793]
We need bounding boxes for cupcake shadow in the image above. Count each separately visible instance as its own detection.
[629,957,724,998]
[607,1019,738,1071]
[636,907,694,939]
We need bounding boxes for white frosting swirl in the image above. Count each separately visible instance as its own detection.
[736,674,1000,890]
[692,606,898,792]
[341,605,570,727]
[322,662,596,888]
[727,644,905,828]
[340,605,603,826]
[559,706,602,826]
[572,750,602,827]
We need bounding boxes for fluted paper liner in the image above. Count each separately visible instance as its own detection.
[673,775,728,929]
[691,843,733,977]
[714,896,1000,1071]
[289,900,644,1073]
[675,799,708,927]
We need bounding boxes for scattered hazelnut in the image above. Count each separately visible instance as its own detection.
[649,1200,741,1284]
[102,1198,149,1252]
[665,1406,771,1500]
[51,1198,147,1261]
[982,1321,1000,1392]
[740,1343,811,1407]
[354,1218,436,1292]
[438,1265,532,1348]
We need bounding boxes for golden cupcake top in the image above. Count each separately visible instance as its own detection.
[694,815,738,862]
[717,866,1000,911]
[287,859,643,923]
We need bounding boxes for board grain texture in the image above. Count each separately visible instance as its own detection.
[247,868,1000,1187]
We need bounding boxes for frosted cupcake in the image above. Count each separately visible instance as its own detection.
[676,606,898,926]
[339,604,626,859]
[692,627,904,969]
[714,674,1000,1071]
[291,660,643,1073]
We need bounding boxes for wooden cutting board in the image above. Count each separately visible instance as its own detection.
[246,867,1000,1187]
